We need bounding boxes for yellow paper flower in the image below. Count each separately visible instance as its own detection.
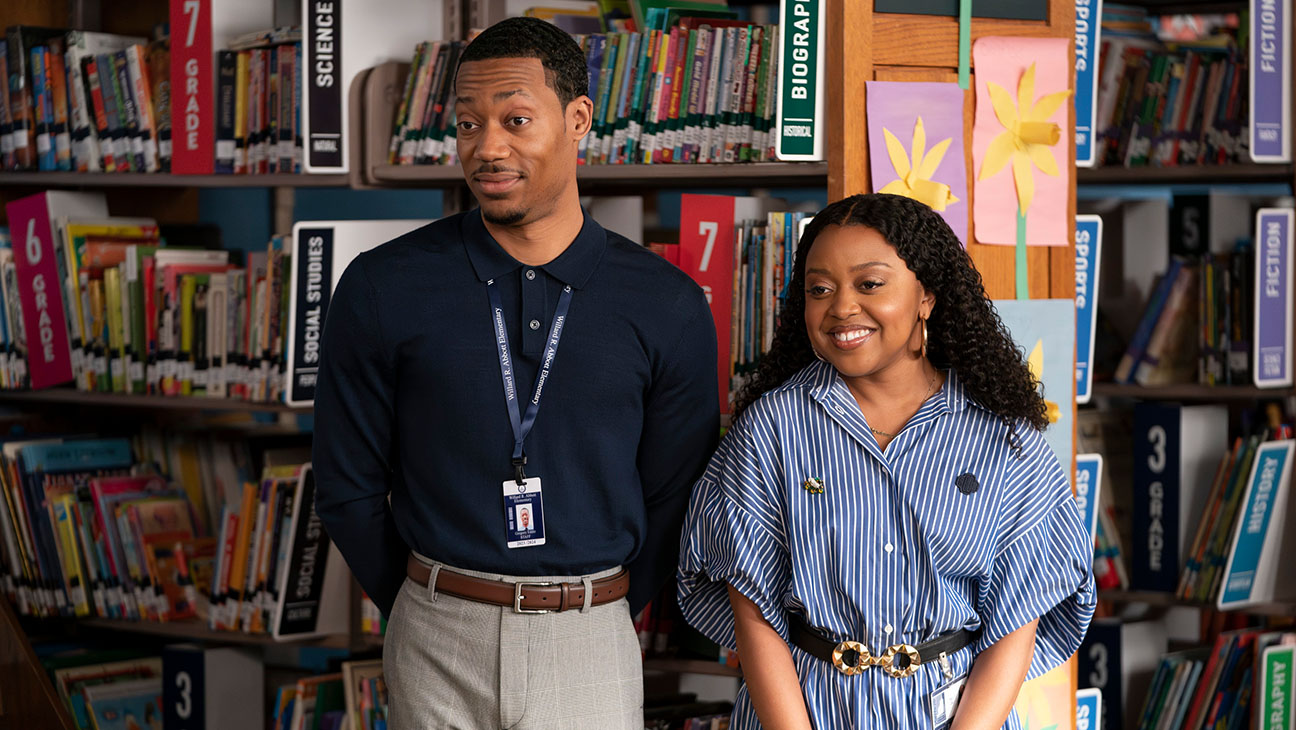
[878,117,960,212]
[1027,339,1061,424]
[978,63,1071,213]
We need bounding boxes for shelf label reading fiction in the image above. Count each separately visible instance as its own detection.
[1074,0,1102,166]
[1251,0,1291,162]
[1075,215,1102,403]
[1254,208,1293,388]
[776,0,824,161]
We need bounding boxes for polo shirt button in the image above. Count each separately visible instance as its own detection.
[525,269,536,280]
[529,319,541,330]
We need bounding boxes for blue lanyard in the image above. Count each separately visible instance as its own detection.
[487,278,574,484]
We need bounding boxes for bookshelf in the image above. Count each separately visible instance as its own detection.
[0,173,350,189]
[0,389,311,413]
[1092,383,1296,401]
[1077,163,1296,185]
[367,162,830,188]
[1099,590,1296,618]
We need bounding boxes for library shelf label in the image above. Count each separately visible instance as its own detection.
[775,0,825,161]
[304,0,344,171]
[1075,453,1103,542]
[1075,214,1102,403]
[1251,0,1291,162]
[1254,208,1293,388]
[1074,0,1102,167]
[1218,439,1295,610]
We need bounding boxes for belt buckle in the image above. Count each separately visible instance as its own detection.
[881,644,922,678]
[831,640,871,676]
[513,581,554,614]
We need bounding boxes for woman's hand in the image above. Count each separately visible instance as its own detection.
[950,619,1040,730]
[728,584,814,730]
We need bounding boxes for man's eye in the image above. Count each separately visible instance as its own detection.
[509,117,531,126]
[458,121,478,132]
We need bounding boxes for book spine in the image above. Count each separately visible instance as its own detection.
[125,45,159,172]
[148,40,172,171]
[215,50,238,173]
[46,43,73,171]
[31,47,54,171]
[111,51,142,172]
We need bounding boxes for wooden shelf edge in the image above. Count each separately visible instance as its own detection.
[1077,163,1295,185]
[0,389,311,414]
[0,172,349,188]
[1100,589,1296,616]
[643,658,743,677]
[1091,382,1294,401]
[71,618,353,648]
[369,162,829,188]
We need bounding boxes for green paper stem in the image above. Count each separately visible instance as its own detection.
[1016,208,1029,300]
[958,0,972,89]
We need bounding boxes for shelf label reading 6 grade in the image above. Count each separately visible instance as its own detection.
[776,0,825,160]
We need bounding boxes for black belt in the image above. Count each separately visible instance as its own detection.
[789,613,981,678]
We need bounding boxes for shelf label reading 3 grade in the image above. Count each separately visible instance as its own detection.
[776,0,825,160]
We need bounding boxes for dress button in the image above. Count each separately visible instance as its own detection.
[529,319,541,330]
[884,624,894,635]
[885,542,894,553]
[835,405,846,414]
[525,269,536,280]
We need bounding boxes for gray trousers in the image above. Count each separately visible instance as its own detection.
[383,559,645,730]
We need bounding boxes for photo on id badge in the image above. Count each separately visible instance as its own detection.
[503,477,546,548]
[930,674,968,730]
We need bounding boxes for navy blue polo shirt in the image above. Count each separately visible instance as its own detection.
[312,209,719,616]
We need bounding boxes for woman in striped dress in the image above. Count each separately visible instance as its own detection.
[677,194,1096,730]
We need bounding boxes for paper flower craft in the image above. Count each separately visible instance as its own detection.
[878,117,960,212]
[1027,338,1061,424]
[978,63,1071,214]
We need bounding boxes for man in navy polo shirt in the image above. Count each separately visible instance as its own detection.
[313,16,718,729]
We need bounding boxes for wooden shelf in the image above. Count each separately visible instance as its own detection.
[0,388,310,414]
[643,658,743,677]
[1077,163,1294,185]
[1100,590,1296,617]
[0,172,349,188]
[369,162,829,188]
[1091,382,1293,401]
[69,618,353,648]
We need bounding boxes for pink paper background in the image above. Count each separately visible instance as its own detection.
[866,81,969,246]
[971,36,1072,247]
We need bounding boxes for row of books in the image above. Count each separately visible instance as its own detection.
[1113,247,1253,387]
[359,592,387,636]
[2,26,170,173]
[1,24,309,174]
[46,651,164,730]
[1135,629,1295,730]
[3,191,293,401]
[1094,11,1249,168]
[272,660,388,730]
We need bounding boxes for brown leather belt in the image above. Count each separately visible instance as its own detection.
[406,554,630,614]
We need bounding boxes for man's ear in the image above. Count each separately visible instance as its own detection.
[567,95,594,141]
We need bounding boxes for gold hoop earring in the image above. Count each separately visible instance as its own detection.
[813,347,827,362]
[921,320,928,360]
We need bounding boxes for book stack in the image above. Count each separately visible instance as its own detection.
[39,647,163,730]
[388,12,782,167]
[1094,7,1249,168]
[214,28,304,174]
[3,25,171,173]
[342,659,389,730]
[3,191,295,402]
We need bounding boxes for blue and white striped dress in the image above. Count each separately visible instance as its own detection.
[677,361,1097,729]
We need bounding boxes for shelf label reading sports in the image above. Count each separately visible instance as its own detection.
[1075,215,1102,403]
[1251,0,1291,162]
[1075,454,1103,543]
[776,0,825,160]
[1254,208,1293,388]
[1074,0,1102,166]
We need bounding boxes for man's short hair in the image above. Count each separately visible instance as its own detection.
[457,17,589,108]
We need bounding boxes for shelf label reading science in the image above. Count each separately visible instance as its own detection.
[1251,0,1291,162]
[305,0,344,171]
[170,0,214,174]
[1075,215,1102,403]
[1074,0,1102,166]
[290,228,334,404]
[776,0,825,160]
[1254,208,1293,388]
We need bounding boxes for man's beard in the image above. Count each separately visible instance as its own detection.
[483,205,528,226]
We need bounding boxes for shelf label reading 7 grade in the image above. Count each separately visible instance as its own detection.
[776,0,825,161]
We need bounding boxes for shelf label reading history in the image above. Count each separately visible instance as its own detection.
[1074,0,1102,166]
[1254,208,1293,388]
[776,0,825,160]
[1251,0,1291,162]
[1075,215,1102,403]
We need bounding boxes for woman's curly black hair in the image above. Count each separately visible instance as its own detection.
[733,193,1049,452]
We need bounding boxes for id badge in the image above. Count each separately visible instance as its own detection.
[502,477,546,548]
[929,673,968,730]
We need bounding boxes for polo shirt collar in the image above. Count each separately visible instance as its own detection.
[462,208,606,289]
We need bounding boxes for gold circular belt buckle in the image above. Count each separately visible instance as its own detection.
[881,644,921,678]
[831,640,871,676]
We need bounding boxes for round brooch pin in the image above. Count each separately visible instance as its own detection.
[802,477,825,494]
[956,472,979,495]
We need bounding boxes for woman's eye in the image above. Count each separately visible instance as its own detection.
[859,280,883,290]
[807,285,831,296]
